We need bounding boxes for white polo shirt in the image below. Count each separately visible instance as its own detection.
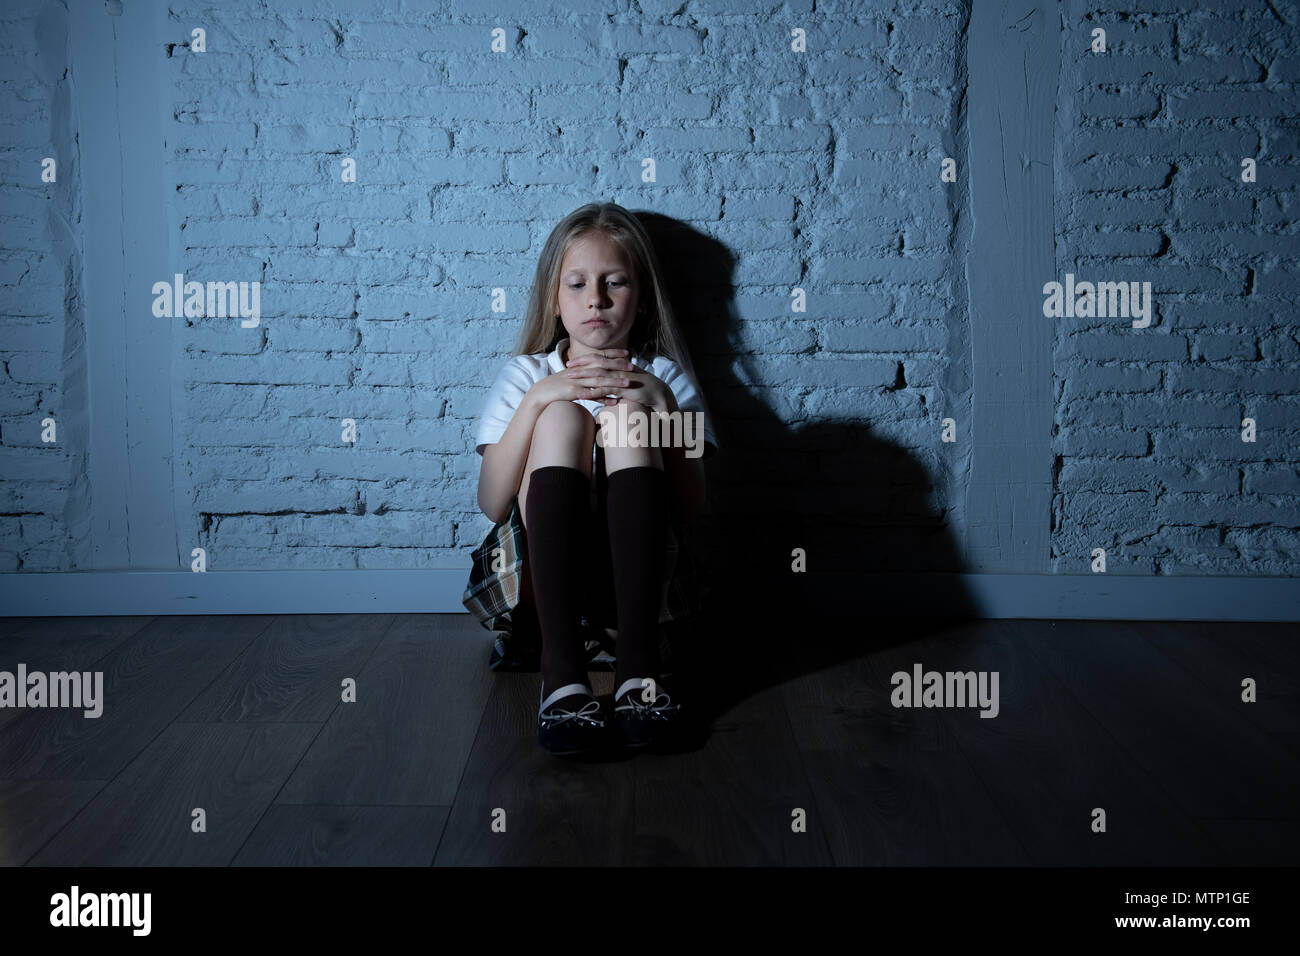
[475,337,718,469]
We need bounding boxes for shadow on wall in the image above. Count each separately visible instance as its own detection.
[635,210,979,728]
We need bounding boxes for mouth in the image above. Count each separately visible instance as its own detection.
[584,317,609,326]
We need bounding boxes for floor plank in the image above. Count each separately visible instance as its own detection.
[634,678,833,865]
[1024,620,1300,821]
[0,616,154,732]
[0,618,40,639]
[1272,731,1300,764]
[1197,819,1300,866]
[785,623,1031,865]
[177,614,395,722]
[0,779,107,865]
[231,805,450,866]
[933,620,1226,864]
[28,722,318,865]
[275,615,491,807]
[1,612,1294,865]
[0,615,274,780]
[434,729,637,866]
[1137,621,1300,733]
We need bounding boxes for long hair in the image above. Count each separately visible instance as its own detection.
[514,202,712,431]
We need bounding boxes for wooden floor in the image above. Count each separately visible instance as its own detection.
[0,608,1296,866]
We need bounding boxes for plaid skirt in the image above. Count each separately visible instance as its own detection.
[461,480,708,670]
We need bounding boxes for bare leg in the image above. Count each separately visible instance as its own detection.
[596,400,664,476]
[518,401,595,534]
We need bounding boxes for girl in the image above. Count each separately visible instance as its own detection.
[473,202,718,756]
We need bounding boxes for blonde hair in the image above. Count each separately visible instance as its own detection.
[514,202,712,431]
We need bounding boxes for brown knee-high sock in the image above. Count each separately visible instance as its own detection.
[525,465,591,702]
[605,466,669,692]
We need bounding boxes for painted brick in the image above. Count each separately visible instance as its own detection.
[2,0,1293,582]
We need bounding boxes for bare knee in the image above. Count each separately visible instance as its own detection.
[596,399,653,438]
[533,401,595,470]
[536,399,596,444]
[598,400,663,471]
[519,402,595,528]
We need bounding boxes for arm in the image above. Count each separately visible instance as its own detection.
[477,387,546,525]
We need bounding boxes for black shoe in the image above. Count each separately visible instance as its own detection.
[538,683,610,756]
[613,678,682,750]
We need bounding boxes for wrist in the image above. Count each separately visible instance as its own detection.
[522,385,548,416]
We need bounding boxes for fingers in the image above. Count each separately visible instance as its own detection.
[567,361,633,373]
[576,384,626,401]
[565,349,632,369]
[566,369,632,386]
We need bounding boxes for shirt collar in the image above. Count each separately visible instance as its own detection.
[549,337,648,373]
[546,339,567,373]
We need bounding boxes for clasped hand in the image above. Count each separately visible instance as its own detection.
[560,348,677,414]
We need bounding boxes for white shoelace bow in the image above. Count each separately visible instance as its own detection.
[540,697,604,726]
[614,679,680,719]
[539,683,604,726]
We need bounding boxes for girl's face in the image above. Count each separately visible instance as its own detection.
[554,230,644,357]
